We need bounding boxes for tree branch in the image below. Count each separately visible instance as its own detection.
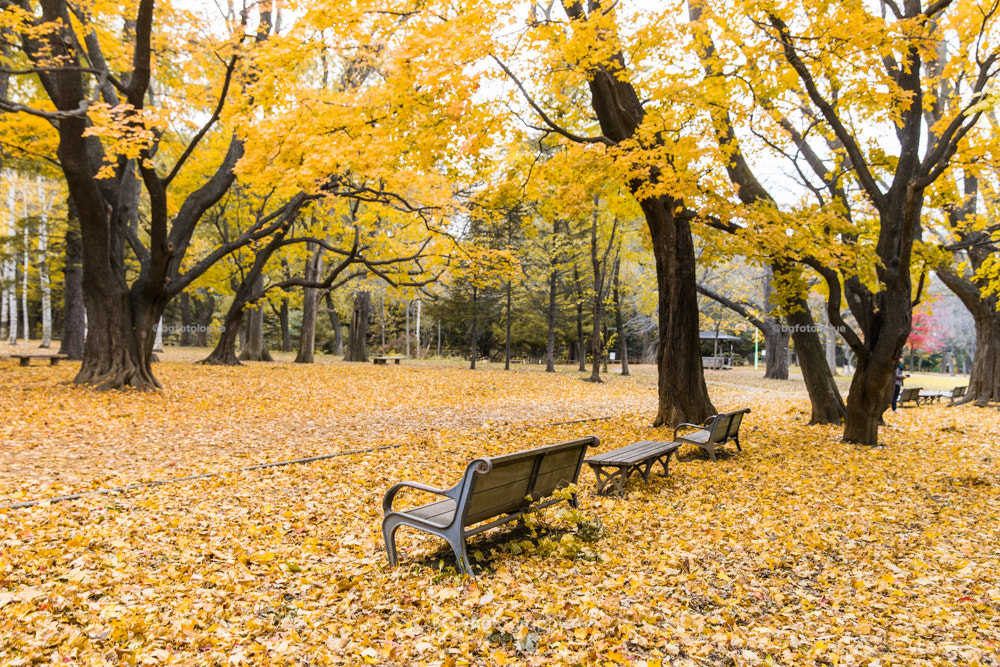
[490,54,616,147]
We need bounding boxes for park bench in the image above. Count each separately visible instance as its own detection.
[382,435,598,574]
[921,385,967,405]
[701,356,732,370]
[584,440,681,496]
[673,407,751,462]
[898,387,922,407]
[372,356,404,365]
[9,353,69,367]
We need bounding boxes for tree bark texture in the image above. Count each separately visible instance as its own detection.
[239,275,273,362]
[325,291,344,355]
[294,244,324,363]
[344,290,370,362]
[58,197,85,360]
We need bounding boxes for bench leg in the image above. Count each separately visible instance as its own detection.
[383,517,475,575]
[382,518,403,568]
[19,357,30,367]
[50,358,60,366]
[653,450,676,477]
[704,445,718,462]
[588,463,629,497]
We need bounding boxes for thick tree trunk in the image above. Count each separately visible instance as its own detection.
[643,199,716,426]
[787,298,846,425]
[294,244,323,363]
[240,281,273,362]
[179,292,193,346]
[344,290,370,362]
[193,289,215,347]
[294,293,317,363]
[938,268,1000,405]
[762,326,789,379]
[558,0,714,425]
[58,198,85,360]
[325,291,344,355]
[279,300,292,352]
[202,300,245,366]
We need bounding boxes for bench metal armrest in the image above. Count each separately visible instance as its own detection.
[382,458,493,515]
[382,481,450,515]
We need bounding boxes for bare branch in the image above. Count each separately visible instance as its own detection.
[491,54,616,147]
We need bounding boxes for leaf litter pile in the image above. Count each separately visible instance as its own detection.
[1,357,999,666]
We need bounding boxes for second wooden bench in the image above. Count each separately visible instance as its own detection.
[585,440,681,496]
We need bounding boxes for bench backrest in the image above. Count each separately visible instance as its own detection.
[901,387,920,400]
[462,436,596,526]
[706,408,751,444]
[952,386,967,398]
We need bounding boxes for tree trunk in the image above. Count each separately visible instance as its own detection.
[193,288,215,347]
[58,197,85,359]
[279,299,292,352]
[294,243,323,363]
[240,276,273,362]
[469,286,479,370]
[504,281,512,370]
[179,292,193,346]
[574,266,587,372]
[38,184,53,348]
[325,291,344,355]
[203,230,286,367]
[614,258,629,376]
[545,236,559,373]
[344,290,370,362]
[559,0,714,425]
[644,199,716,426]
[763,326,790,379]
[787,298,846,425]
[4,184,17,345]
[938,268,1000,405]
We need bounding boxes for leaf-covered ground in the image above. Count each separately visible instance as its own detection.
[1,350,998,666]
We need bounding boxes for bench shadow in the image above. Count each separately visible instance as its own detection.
[408,521,575,576]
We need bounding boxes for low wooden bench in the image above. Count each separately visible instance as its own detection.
[10,354,69,367]
[372,356,404,365]
[918,385,967,405]
[585,440,681,496]
[382,436,598,574]
[898,387,922,407]
[674,407,751,462]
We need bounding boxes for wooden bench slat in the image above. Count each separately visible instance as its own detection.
[585,440,681,496]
